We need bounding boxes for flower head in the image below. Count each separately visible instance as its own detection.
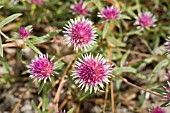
[149,106,165,113]
[19,27,30,39]
[71,2,88,16]
[134,12,157,29]
[98,6,120,21]
[28,54,57,83]
[164,36,170,55]
[162,81,170,101]
[63,17,97,51]
[72,53,113,93]
[32,0,43,5]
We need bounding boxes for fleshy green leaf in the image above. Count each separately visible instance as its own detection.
[120,50,130,67]
[102,22,110,39]
[161,101,170,107]
[113,67,137,75]
[30,30,61,44]
[149,59,169,80]
[107,36,126,47]
[26,40,42,55]
[0,13,22,28]
[54,61,64,70]
[67,108,74,113]
[31,101,42,113]
[38,81,45,95]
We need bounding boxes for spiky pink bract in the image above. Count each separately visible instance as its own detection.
[28,54,56,83]
[63,17,97,51]
[71,2,88,16]
[134,12,157,30]
[19,27,30,39]
[72,53,113,93]
[32,0,43,5]
[150,106,165,113]
[98,6,120,21]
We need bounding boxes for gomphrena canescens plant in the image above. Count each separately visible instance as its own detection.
[71,2,88,16]
[134,12,157,30]
[63,17,97,51]
[19,27,31,39]
[32,0,43,4]
[28,54,57,83]
[97,6,120,21]
[71,53,113,93]
[149,106,165,113]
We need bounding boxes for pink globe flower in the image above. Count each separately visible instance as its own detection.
[72,53,113,93]
[134,12,157,29]
[19,27,30,39]
[98,6,120,21]
[28,54,57,83]
[63,17,97,51]
[71,2,88,16]
[149,106,165,113]
[32,0,43,5]
[164,36,170,55]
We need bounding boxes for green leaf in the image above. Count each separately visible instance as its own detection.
[152,89,166,95]
[120,14,131,20]
[125,29,142,36]
[79,92,90,101]
[0,13,22,28]
[31,101,42,113]
[113,67,137,75]
[120,50,130,67]
[67,108,74,113]
[0,35,3,57]
[42,90,48,112]
[102,22,110,39]
[149,59,169,80]
[137,92,146,107]
[30,30,61,44]
[161,101,170,107]
[6,37,20,42]
[26,40,42,55]
[38,81,45,95]
[54,61,64,70]
[107,36,126,47]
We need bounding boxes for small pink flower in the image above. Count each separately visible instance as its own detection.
[149,106,165,113]
[63,17,97,51]
[28,54,57,83]
[72,53,113,93]
[98,6,120,21]
[134,12,157,29]
[164,36,170,55]
[71,2,88,16]
[32,0,43,5]
[19,27,30,39]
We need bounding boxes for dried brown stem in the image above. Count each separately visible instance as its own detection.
[108,47,114,113]
[0,30,9,39]
[113,74,164,98]
[52,55,75,112]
